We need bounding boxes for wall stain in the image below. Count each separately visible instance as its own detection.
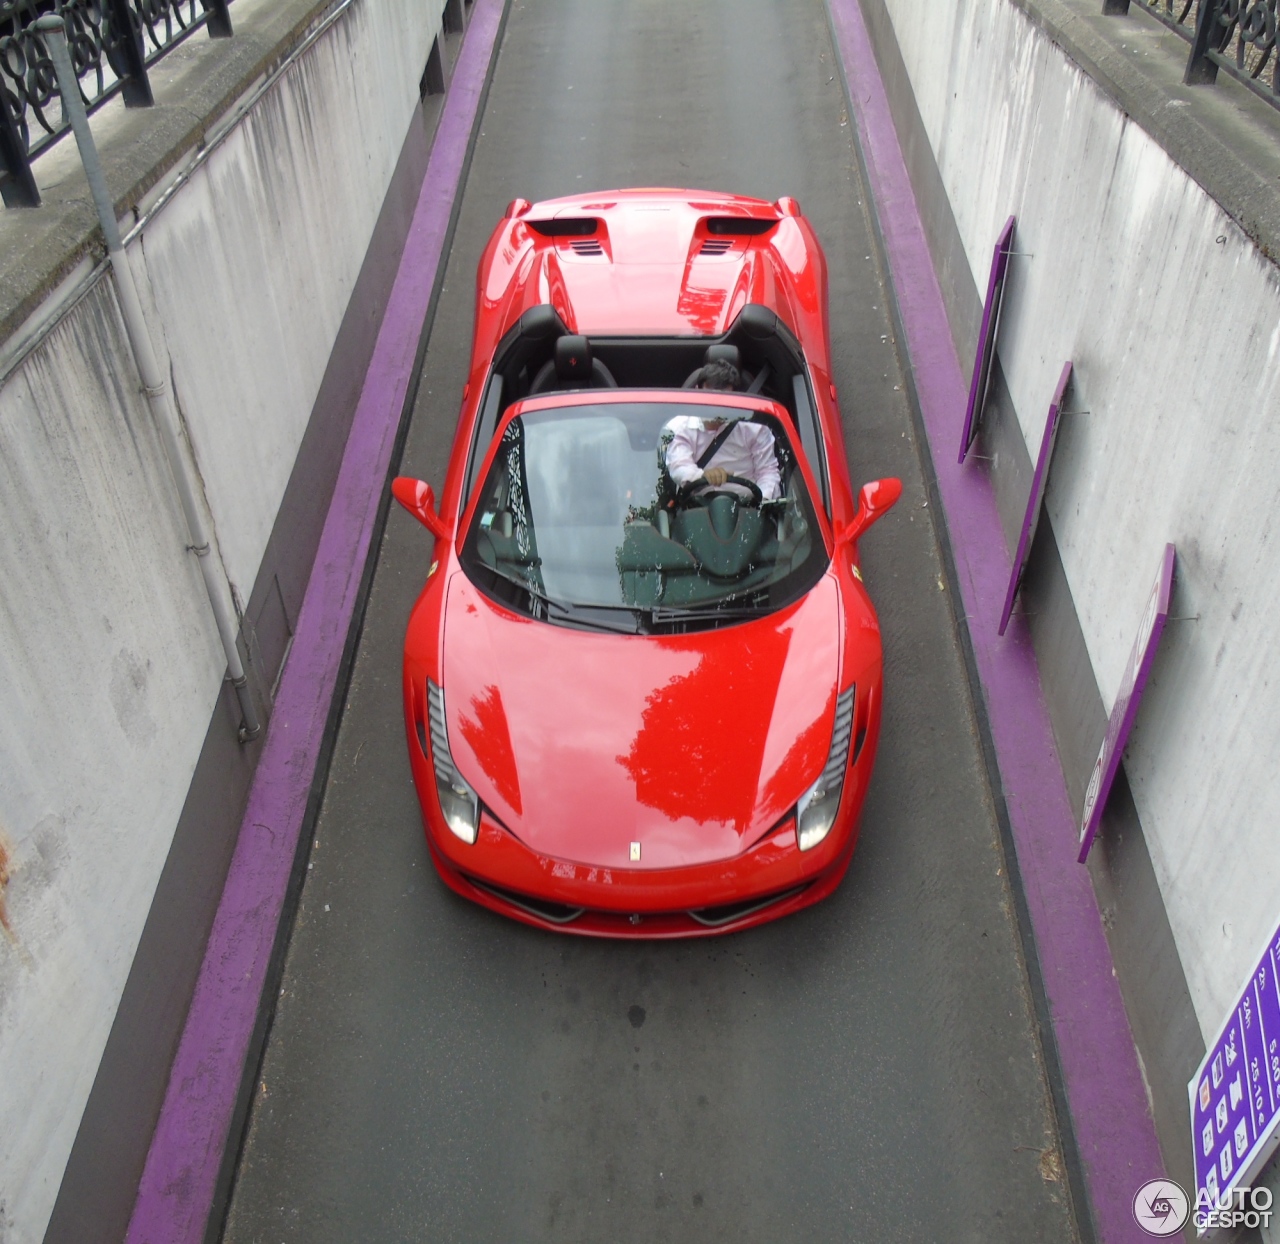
[109,647,158,746]
[0,829,11,940]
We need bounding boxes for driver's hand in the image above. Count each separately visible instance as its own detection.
[703,466,728,487]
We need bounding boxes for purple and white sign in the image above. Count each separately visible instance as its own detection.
[958,214,1016,464]
[1077,543,1175,863]
[998,360,1071,636]
[1189,918,1280,1235]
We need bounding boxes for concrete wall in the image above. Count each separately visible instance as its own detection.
[859,0,1280,1188]
[0,0,442,1237]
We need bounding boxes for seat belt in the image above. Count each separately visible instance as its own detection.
[696,421,739,470]
[672,420,743,502]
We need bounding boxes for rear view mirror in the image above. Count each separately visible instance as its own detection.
[840,477,903,548]
[392,477,449,539]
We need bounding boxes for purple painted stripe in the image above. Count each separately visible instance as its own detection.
[999,360,1072,636]
[124,4,505,1240]
[825,2,1166,1240]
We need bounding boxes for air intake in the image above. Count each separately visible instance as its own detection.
[527,217,599,237]
[688,885,807,928]
[704,216,777,236]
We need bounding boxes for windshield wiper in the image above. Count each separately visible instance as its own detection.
[648,600,772,626]
[545,599,641,634]
[499,575,639,634]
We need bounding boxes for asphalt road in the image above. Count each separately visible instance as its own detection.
[222,1,1079,1240]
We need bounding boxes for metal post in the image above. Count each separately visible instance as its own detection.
[32,13,261,743]
[103,0,155,108]
[0,82,40,207]
[1186,0,1226,83]
[203,0,234,39]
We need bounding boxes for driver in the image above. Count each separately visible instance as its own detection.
[663,360,781,501]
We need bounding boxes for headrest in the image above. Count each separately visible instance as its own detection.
[704,344,740,370]
[555,335,592,380]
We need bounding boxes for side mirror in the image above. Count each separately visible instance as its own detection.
[839,477,903,549]
[392,477,449,540]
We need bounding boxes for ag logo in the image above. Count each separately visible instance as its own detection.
[1133,1178,1189,1236]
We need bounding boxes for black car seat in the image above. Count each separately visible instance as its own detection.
[682,343,740,389]
[529,335,618,393]
[680,342,770,394]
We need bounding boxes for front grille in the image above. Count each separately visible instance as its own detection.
[467,877,585,924]
[688,885,807,928]
[464,876,809,932]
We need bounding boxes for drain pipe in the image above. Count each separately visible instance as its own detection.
[33,14,261,743]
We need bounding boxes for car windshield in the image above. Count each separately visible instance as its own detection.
[460,401,827,629]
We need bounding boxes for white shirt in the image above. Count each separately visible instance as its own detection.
[663,417,781,500]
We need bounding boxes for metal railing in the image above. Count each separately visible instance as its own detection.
[0,0,233,207]
[1123,0,1198,36]
[1107,0,1280,112]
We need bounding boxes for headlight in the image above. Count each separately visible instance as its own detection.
[426,680,480,844]
[796,686,855,851]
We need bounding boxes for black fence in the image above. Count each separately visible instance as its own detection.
[0,0,233,207]
[1108,0,1279,112]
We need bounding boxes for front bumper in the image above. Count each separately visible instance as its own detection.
[406,722,873,938]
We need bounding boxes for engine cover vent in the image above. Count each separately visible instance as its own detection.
[527,217,599,237]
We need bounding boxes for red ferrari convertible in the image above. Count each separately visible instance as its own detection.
[392,189,900,936]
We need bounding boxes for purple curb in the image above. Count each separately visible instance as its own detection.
[824,2,1166,1241]
[124,3,505,1239]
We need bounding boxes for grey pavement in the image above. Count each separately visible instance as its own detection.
[221,1,1078,1240]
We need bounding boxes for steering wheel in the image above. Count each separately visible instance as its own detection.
[691,474,764,507]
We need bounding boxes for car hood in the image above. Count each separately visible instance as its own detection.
[441,572,841,869]
[490,193,808,336]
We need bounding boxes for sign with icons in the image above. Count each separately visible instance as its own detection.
[1188,916,1280,1234]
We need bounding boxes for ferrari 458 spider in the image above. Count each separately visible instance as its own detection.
[392,189,900,936]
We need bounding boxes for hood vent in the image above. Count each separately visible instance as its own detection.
[704,216,778,236]
[527,217,599,237]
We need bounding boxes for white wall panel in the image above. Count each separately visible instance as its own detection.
[882,0,1280,1038]
[0,283,223,1237]
[0,0,441,1236]
[141,0,432,598]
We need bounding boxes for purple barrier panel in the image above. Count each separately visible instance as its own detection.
[1188,918,1280,1236]
[1077,544,1175,863]
[958,214,1015,464]
[998,360,1072,635]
